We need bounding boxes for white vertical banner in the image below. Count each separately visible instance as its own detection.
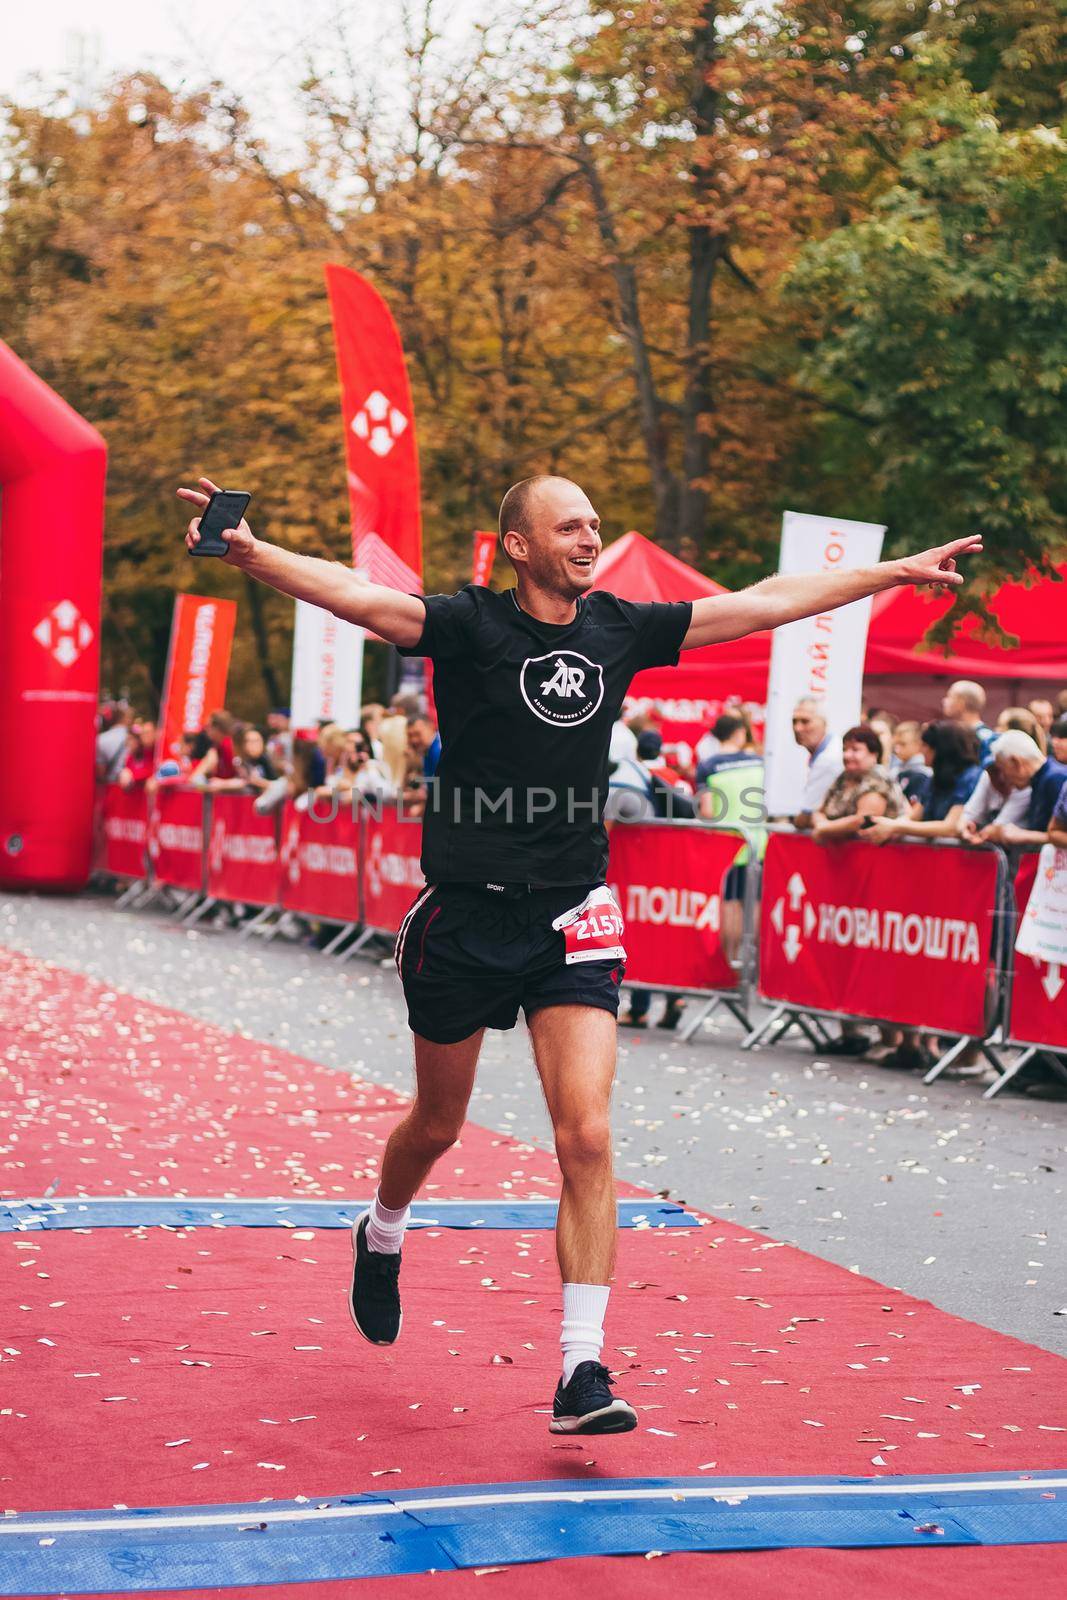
[290,600,364,731]
[763,511,886,816]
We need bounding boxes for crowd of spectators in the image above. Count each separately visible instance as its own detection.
[97,672,1067,1086]
[94,695,442,816]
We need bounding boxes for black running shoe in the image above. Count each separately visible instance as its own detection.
[349,1213,402,1345]
[549,1361,638,1434]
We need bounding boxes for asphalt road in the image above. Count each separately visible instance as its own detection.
[2,888,1064,1357]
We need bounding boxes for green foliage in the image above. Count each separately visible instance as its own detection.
[1,3,1063,706]
[785,98,1067,611]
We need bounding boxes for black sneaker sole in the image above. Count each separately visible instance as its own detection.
[549,1401,638,1435]
[348,1212,403,1346]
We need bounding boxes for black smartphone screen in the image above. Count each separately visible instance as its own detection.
[191,490,252,557]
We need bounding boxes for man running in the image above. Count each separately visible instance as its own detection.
[179,472,980,1434]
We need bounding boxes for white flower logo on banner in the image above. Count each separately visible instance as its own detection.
[350,389,408,458]
[769,871,817,964]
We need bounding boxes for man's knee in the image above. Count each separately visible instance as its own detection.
[407,1106,464,1155]
[555,1114,612,1174]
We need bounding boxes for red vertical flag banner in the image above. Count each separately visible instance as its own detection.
[471,530,496,588]
[324,264,422,593]
[157,595,237,761]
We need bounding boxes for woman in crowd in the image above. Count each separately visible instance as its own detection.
[810,726,908,1059]
[117,720,158,788]
[812,724,907,842]
[863,721,982,843]
[1048,715,1067,767]
[330,729,395,803]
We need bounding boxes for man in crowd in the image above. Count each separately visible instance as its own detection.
[1028,699,1055,739]
[698,714,764,965]
[978,730,1067,847]
[179,467,980,1439]
[265,708,293,771]
[791,697,843,829]
[95,703,130,784]
[407,713,441,780]
[941,679,995,761]
[190,710,239,784]
[118,720,158,788]
[891,719,932,810]
[1050,716,1067,768]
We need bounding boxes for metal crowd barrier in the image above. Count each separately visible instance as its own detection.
[97,788,1066,1083]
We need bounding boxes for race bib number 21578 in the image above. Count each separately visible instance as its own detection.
[552,886,626,966]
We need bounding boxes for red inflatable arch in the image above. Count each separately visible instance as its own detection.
[0,341,106,890]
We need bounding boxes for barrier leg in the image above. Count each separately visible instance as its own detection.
[677,997,719,1042]
[182,896,217,927]
[742,1005,786,1049]
[321,921,358,956]
[923,1034,970,1085]
[169,890,202,920]
[237,905,278,940]
[114,880,146,910]
[981,1045,1035,1099]
[722,997,753,1033]
[341,927,377,962]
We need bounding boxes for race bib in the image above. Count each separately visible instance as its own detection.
[552,886,626,966]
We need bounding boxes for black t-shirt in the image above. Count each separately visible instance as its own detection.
[398,585,693,885]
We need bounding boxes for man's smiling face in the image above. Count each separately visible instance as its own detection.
[506,478,603,598]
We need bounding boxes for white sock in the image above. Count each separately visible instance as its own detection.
[364,1188,410,1255]
[560,1282,610,1383]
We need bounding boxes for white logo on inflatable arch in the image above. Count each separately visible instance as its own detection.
[32,600,94,668]
[350,389,408,458]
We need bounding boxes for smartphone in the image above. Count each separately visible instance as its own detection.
[190,489,252,557]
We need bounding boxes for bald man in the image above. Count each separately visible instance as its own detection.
[179,470,981,1436]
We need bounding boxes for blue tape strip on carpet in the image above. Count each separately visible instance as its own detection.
[0,1198,695,1232]
[3,1474,1065,1593]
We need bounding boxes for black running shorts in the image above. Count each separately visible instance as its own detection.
[394,883,626,1045]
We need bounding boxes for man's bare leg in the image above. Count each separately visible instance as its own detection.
[350,1029,482,1345]
[528,1004,618,1284]
[528,1003,635,1430]
[377,1029,485,1208]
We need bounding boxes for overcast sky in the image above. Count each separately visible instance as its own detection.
[1,1,492,152]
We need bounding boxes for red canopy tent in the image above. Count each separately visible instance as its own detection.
[865,566,1067,682]
[590,532,771,758]
[593,533,1066,729]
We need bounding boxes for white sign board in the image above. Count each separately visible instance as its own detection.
[763,511,886,816]
[290,600,364,731]
[1016,845,1067,970]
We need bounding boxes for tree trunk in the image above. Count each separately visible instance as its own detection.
[679,2,721,551]
[242,572,284,711]
[579,144,677,542]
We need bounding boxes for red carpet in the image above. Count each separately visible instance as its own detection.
[2,945,1065,1596]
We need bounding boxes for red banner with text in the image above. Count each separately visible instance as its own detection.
[607,823,744,992]
[759,834,998,1035]
[279,799,360,923]
[157,594,237,763]
[207,793,282,909]
[1007,852,1067,1050]
[471,530,496,588]
[361,808,426,935]
[102,784,149,880]
[147,786,206,893]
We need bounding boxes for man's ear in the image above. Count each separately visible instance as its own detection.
[502,530,527,566]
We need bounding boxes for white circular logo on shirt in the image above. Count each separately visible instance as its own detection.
[520,651,605,727]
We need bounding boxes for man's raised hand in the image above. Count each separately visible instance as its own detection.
[177,476,256,566]
[894,534,983,590]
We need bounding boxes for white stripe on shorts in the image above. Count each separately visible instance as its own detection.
[394,885,436,976]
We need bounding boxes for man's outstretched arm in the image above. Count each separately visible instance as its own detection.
[177,476,425,649]
[681,535,983,650]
